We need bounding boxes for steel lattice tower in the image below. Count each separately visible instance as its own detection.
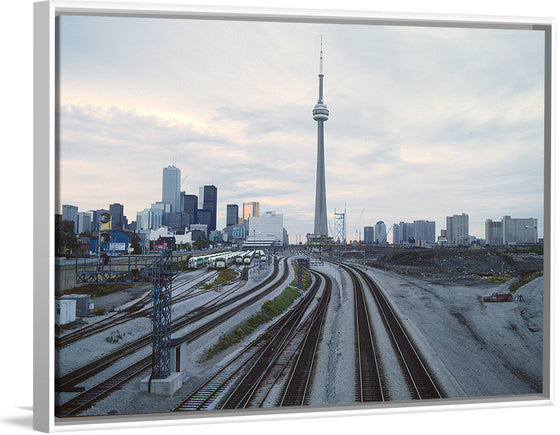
[313,37,330,237]
[151,249,173,379]
[334,207,346,245]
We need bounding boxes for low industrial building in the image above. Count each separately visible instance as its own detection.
[89,229,135,254]
[59,294,94,317]
[55,298,76,326]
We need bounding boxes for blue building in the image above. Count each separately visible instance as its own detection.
[90,229,135,254]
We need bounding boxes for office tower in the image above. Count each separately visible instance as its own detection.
[151,201,172,227]
[196,209,212,230]
[62,204,78,234]
[76,212,92,234]
[200,185,217,232]
[109,203,124,230]
[181,192,198,228]
[364,226,374,243]
[374,221,387,244]
[247,211,285,246]
[243,202,260,221]
[226,204,239,227]
[232,225,246,240]
[162,165,181,213]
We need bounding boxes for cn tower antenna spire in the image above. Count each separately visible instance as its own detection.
[320,35,324,75]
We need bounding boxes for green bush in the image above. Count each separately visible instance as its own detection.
[509,270,544,293]
[203,268,237,290]
[205,286,301,359]
[94,306,107,316]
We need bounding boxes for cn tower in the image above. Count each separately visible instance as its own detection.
[312,37,329,237]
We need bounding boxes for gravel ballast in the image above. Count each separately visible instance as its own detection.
[55,255,545,419]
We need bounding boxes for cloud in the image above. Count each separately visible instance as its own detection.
[57,16,546,239]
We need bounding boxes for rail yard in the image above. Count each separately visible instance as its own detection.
[54,248,543,418]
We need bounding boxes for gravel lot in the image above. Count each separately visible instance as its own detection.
[307,260,543,407]
[371,267,543,398]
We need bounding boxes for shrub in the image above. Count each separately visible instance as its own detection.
[105,330,123,344]
[509,270,544,293]
[94,306,107,316]
[205,286,301,359]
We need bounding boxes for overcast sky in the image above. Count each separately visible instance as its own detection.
[57,14,545,242]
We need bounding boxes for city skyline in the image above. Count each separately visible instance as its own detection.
[57,16,545,242]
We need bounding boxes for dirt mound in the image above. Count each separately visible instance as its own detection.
[362,246,543,280]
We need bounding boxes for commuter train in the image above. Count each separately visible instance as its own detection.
[236,251,253,265]
[208,251,238,269]
[188,250,262,270]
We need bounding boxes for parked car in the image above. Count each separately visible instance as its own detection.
[483,291,514,302]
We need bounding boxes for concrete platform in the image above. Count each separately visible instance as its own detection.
[139,372,184,395]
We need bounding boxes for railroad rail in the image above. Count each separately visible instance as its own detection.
[55,257,290,416]
[279,270,332,407]
[174,270,331,411]
[344,264,384,402]
[344,264,443,401]
[56,270,220,348]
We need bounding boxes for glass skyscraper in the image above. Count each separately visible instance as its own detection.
[162,166,181,213]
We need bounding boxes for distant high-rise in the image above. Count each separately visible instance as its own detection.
[485,219,503,246]
[446,213,469,246]
[393,221,415,245]
[226,204,239,227]
[486,216,538,245]
[243,202,260,221]
[413,220,435,244]
[162,166,181,213]
[374,221,387,244]
[62,204,78,234]
[502,216,538,244]
[76,212,92,234]
[363,226,374,243]
[312,38,329,237]
[180,192,198,228]
[109,203,124,229]
[200,185,217,232]
[196,209,212,229]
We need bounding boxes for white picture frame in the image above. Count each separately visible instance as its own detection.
[31,0,555,433]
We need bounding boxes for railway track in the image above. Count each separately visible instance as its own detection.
[56,260,281,393]
[345,265,385,402]
[279,271,332,407]
[55,257,291,416]
[55,270,220,348]
[343,264,443,401]
[57,257,443,417]
[174,269,332,411]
